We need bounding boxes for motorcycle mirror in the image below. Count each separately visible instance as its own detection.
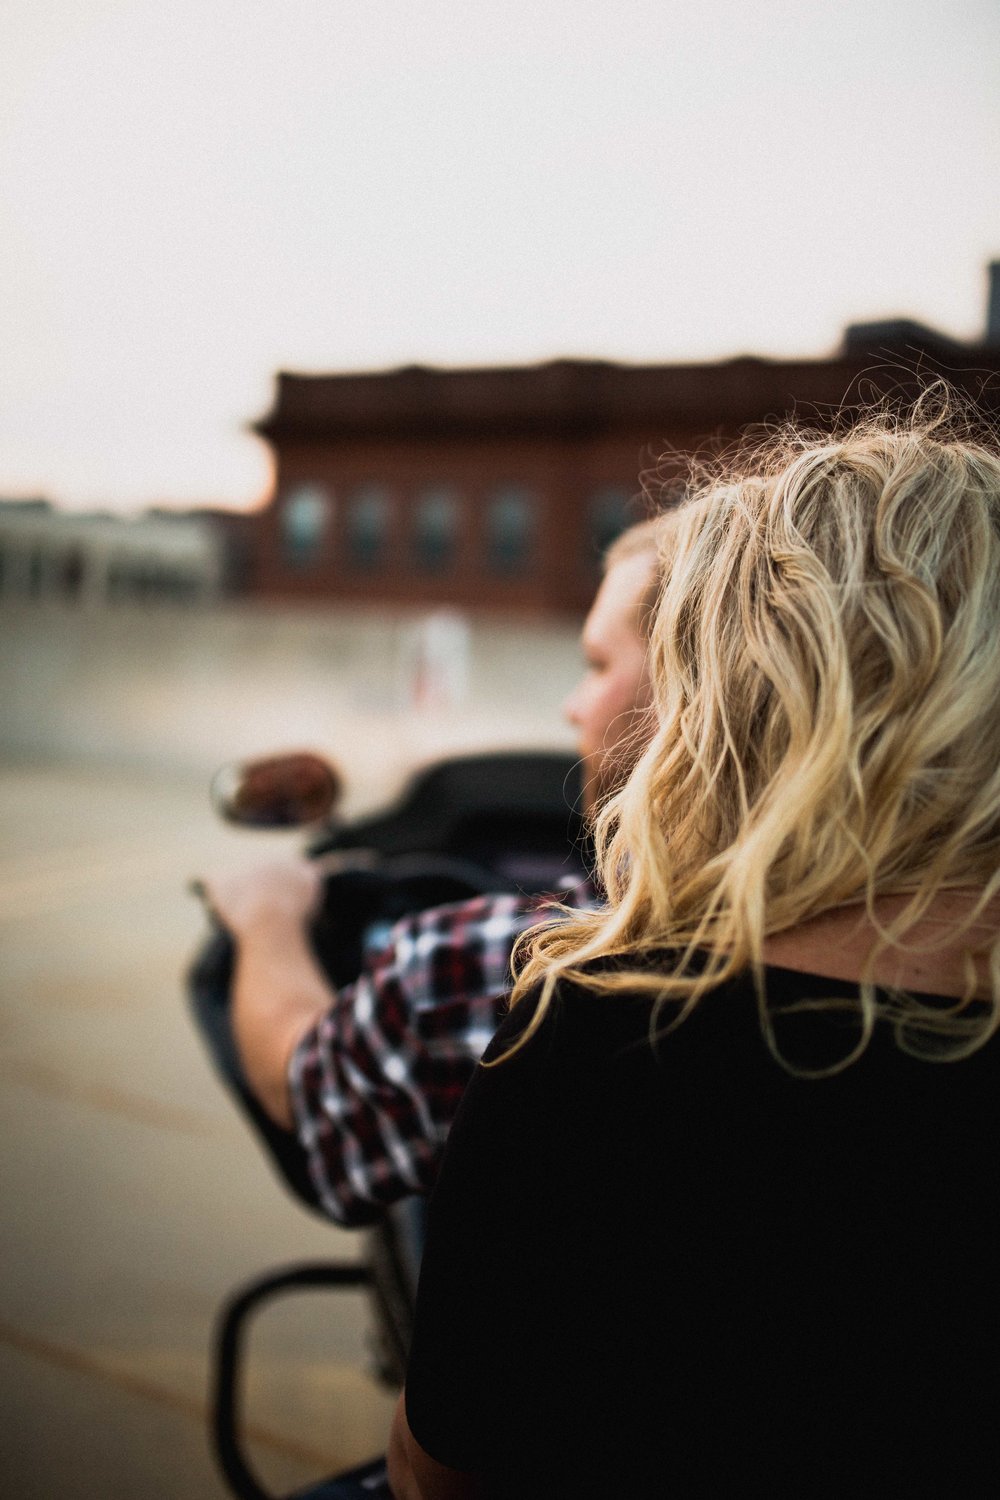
[210,752,344,829]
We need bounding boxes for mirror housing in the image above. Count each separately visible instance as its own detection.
[210,752,343,829]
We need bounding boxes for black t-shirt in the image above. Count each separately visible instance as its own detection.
[404,962,1000,1498]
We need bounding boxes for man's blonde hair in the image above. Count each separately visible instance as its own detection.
[512,391,1000,1072]
[600,514,666,634]
[599,513,677,636]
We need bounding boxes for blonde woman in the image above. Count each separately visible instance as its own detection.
[388,398,1000,1499]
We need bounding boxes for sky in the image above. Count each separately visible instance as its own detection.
[1,0,998,514]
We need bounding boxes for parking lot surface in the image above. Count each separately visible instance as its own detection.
[0,759,397,1498]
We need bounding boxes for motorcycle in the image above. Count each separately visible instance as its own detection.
[188,746,585,1500]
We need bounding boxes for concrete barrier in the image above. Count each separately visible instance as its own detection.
[0,598,581,813]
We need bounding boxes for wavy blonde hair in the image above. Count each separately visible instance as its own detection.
[510,391,1000,1071]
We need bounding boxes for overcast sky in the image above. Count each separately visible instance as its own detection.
[1,0,998,513]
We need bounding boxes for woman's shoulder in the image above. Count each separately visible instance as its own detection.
[485,949,941,1074]
[484,950,694,1066]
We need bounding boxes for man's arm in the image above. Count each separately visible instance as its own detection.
[287,890,544,1219]
[198,860,561,1224]
[201,858,330,1129]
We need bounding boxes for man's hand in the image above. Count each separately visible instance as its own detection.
[197,857,335,1130]
[199,857,325,940]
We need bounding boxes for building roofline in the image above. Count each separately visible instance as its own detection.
[251,346,1000,443]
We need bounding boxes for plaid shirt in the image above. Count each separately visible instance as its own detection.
[288,880,595,1225]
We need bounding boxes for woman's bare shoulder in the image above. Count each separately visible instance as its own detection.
[762,890,999,999]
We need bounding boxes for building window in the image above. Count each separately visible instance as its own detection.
[412,487,460,573]
[281,484,331,569]
[587,486,634,566]
[27,546,45,597]
[485,485,537,575]
[60,546,85,601]
[346,484,392,570]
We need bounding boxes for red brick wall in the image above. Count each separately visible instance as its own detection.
[247,352,1000,616]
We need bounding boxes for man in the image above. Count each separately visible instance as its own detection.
[201,516,665,1224]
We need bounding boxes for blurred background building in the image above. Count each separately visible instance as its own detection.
[4,268,999,623]
[249,281,1000,617]
[0,500,253,608]
[3,272,999,789]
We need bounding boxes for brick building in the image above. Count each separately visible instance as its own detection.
[250,320,1000,617]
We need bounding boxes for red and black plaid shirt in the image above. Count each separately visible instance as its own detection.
[288,881,595,1224]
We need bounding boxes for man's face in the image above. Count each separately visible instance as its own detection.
[564,550,655,818]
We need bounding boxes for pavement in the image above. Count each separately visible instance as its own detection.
[0,758,398,1498]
